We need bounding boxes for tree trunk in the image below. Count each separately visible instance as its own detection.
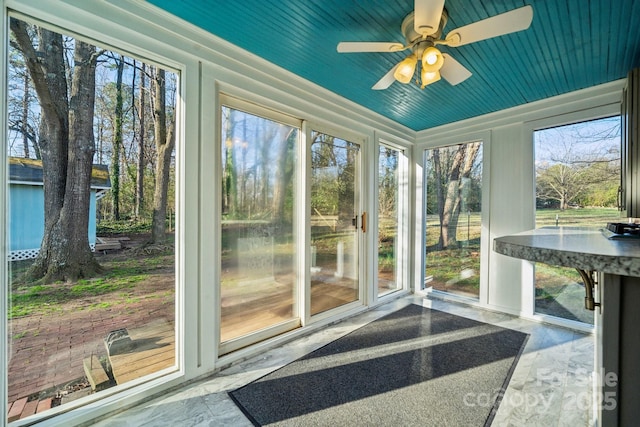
[150,68,175,244]
[136,62,146,218]
[45,40,102,279]
[259,119,270,211]
[11,18,101,283]
[448,142,481,243]
[439,142,481,248]
[222,108,237,216]
[272,127,295,221]
[432,149,445,249]
[338,142,357,227]
[240,114,248,212]
[111,56,124,220]
[441,169,462,248]
[441,145,466,248]
[21,71,30,157]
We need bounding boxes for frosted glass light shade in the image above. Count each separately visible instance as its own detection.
[393,54,417,84]
[421,47,444,72]
[420,69,441,88]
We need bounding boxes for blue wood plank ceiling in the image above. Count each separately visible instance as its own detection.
[147,0,640,131]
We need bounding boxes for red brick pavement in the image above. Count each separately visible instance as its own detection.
[7,286,174,404]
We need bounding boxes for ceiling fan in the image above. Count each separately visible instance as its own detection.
[337,0,533,90]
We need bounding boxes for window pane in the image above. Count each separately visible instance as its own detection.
[220,106,298,344]
[310,132,360,315]
[424,142,482,299]
[7,18,177,419]
[534,116,621,325]
[378,145,401,296]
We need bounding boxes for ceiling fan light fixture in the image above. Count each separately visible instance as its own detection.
[421,46,444,72]
[337,3,534,91]
[420,69,441,88]
[393,54,417,84]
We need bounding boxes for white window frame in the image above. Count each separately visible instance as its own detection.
[304,120,369,323]
[1,3,196,424]
[374,136,411,302]
[417,133,491,307]
[523,105,620,331]
[216,92,303,355]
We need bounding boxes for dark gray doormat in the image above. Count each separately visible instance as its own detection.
[229,304,528,426]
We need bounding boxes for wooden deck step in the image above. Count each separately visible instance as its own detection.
[95,236,122,251]
[83,355,111,391]
[95,242,122,251]
[107,319,175,385]
[95,236,131,252]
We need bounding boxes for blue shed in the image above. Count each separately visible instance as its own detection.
[8,157,111,261]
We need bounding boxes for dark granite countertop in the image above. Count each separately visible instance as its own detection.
[493,226,640,277]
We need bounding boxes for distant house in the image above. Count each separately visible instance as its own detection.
[8,157,111,261]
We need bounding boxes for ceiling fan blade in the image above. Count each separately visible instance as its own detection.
[414,0,445,36]
[372,64,399,90]
[337,42,405,53]
[440,54,472,86]
[445,5,533,47]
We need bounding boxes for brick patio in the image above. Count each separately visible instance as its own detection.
[7,281,174,419]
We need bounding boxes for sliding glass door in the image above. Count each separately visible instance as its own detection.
[378,143,405,296]
[218,102,367,351]
[219,96,300,353]
[310,131,361,315]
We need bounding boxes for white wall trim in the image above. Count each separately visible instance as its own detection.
[0,1,8,422]
[416,79,624,144]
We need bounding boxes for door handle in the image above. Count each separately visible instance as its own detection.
[361,212,367,233]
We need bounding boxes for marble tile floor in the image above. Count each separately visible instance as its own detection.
[92,295,595,427]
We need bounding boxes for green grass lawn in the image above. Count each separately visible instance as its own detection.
[535,207,621,227]
[424,207,617,320]
[535,207,617,324]
[8,245,173,319]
